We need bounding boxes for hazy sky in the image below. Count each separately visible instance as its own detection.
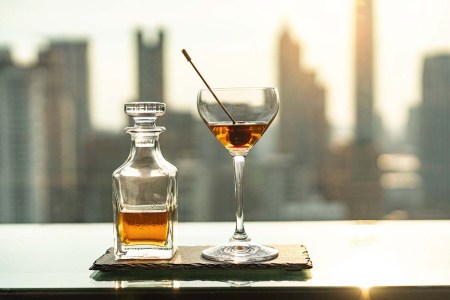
[1,0,450,137]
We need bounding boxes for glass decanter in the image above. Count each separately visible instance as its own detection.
[112,102,178,260]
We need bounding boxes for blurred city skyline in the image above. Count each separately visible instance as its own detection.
[1,0,450,223]
[1,0,450,139]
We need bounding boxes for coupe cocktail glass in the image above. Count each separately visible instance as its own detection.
[197,87,279,263]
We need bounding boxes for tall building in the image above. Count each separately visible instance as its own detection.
[355,0,375,145]
[137,29,164,102]
[29,65,51,222]
[37,40,91,222]
[420,54,450,211]
[277,27,329,196]
[325,0,383,219]
[0,49,35,222]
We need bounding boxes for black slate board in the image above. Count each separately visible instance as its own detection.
[90,245,312,272]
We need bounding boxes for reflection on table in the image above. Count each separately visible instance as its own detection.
[1,221,450,299]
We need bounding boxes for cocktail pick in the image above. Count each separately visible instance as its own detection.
[182,49,236,124]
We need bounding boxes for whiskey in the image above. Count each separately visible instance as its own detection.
[118,210,169,246]
[208,122,268,149]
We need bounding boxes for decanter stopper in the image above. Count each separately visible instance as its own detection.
[125,102,166,128]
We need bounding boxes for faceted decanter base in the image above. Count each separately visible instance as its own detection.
[201,241,278,263]
[114,245,176,260]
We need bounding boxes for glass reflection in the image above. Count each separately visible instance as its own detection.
[90,269,311,288]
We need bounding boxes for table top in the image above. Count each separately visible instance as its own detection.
[1,221,450,299]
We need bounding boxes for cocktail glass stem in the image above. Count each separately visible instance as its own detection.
[231,155,250,242]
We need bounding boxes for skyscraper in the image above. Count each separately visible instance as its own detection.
[137,29,164,102]
[0,49,35,222]
[325,0,383,219]
[277,27,329,196]
[37,40,91,222]
[420,54,450,211]
[355,0,375,145]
